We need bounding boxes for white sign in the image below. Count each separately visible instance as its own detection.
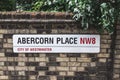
[13,34,100,53]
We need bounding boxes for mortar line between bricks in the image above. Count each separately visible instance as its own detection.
[0,19,75,23]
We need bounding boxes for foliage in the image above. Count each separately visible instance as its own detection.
[0,0,120,33]
[16,0,37,11]
[32,0,120,33]
[32,0,44,11]
[117,0,120,22]
[32,0,71,12]
[0,0,15,11]
[72,0,116,33]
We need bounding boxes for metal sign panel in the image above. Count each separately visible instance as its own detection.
[13,34,100,53]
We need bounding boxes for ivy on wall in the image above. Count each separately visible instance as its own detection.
[16,0,38,11]
[0,0,16,11]
[32,0,120,33]
[0,0,120,33]
[72,0,116,33]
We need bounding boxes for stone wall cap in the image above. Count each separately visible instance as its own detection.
[0,12,73,19]
[0,19,75,24]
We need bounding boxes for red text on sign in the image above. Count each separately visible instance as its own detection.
[17,48,24,51]
[80,37,96,44]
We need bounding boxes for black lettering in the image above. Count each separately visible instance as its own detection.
[49,37,54,44]
[22,37,26,44]
[17,37,54,44]
[63,38,68,44]
[39,38,44,44]
[69,37,73,44]
[51,38,54,44]
[74,37,77,44]
[17,37,22,44]
[27,37,30,44]
[31,37,35,44]
[35,37,39,44]
[45,38,48,44]
[57,37,61,44]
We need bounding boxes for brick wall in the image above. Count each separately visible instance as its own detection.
[0,12,114,80]
[113,24,120,80]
